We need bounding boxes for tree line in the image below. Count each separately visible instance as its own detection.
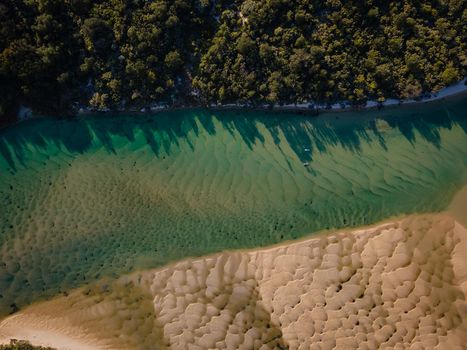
[0,0,465,121]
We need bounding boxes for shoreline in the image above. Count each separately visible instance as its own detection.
[2,78,466,131]
[1,208,466,349]
[1,183,465,349]
[79,77,467,116]
[208,77,467,114]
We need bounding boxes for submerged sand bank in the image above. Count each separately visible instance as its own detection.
[1,211,466,350]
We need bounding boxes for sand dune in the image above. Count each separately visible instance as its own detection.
[1,212,466,350]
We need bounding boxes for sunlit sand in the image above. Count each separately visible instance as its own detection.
[0,96,466,349]
[1,207,466,349]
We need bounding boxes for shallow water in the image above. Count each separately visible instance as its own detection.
[0,95,466,315]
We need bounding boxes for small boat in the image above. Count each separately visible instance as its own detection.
[304,148,310,152]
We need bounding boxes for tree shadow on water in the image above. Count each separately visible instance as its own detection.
[0,96,466,173]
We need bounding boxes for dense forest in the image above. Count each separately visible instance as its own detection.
[0,0,465,121]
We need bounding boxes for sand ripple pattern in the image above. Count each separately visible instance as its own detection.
[0,101,466,316]
[1,214,466,349]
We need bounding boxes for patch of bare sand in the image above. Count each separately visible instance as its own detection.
[1,210,467,349]
[0,314,101,350]
[448,184,467,227]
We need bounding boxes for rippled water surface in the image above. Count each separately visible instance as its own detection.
[1,95,466,315]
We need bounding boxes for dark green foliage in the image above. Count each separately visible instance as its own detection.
[0,0,81,117]
[194,0,466,104]
[0,0,465,121]
[0,340,55,350]
[0,0,217,117]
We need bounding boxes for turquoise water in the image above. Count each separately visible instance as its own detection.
[0,95,466,315]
